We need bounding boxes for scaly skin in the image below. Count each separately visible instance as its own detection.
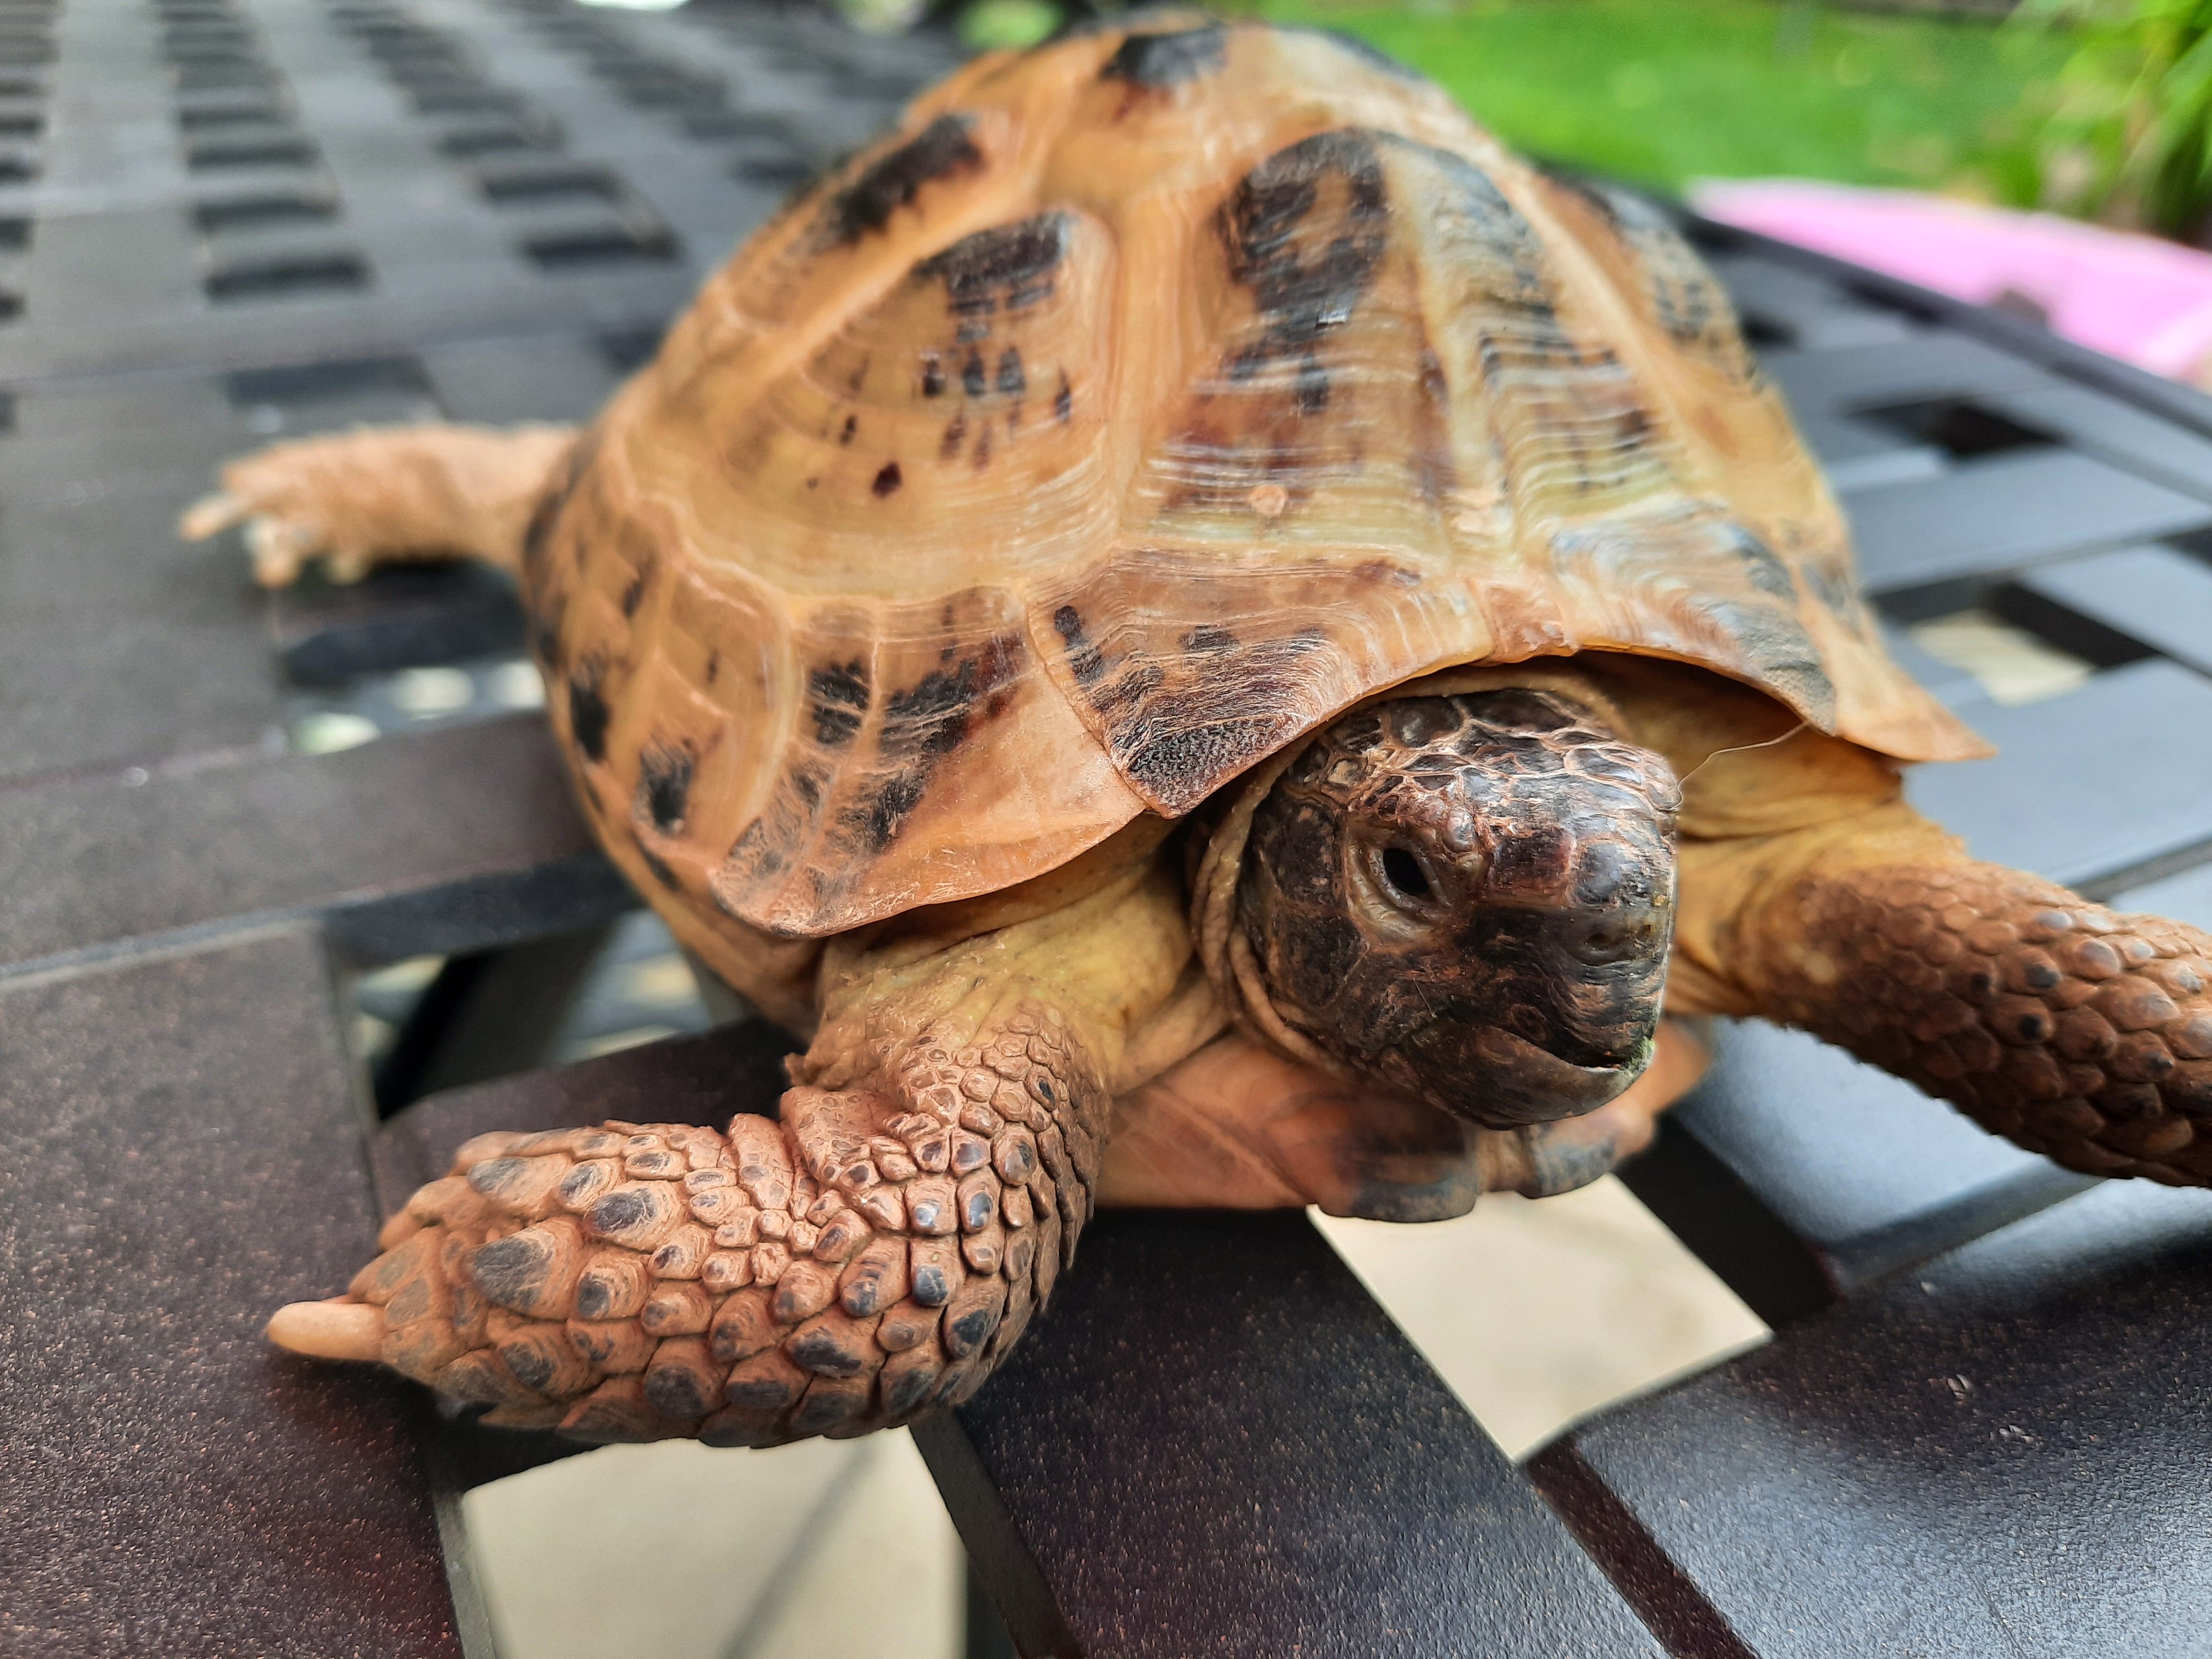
[284,853,1193,1442]
[356,992,1109,1444]
[1752,860,2212,1185]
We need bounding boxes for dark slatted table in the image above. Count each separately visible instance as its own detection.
[6,3,2212,1656]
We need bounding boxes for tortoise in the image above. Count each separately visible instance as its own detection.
[184,15,2212,1448]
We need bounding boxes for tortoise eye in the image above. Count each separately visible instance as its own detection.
[1371,841,1464,920]
[1381,844,1432,903]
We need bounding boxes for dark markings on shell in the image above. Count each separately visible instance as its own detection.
[995,347,1026,395]
[1355,558,1421,588]
[635,836,683,891]
[853,633,1024,850]
[873,461,904,496]
[921,356,945,397]
[1055,372,1072,423]
[808,659,872,747]
[1412,343,1457,503]
[820,113,983,246]
[915,213,1072,327]
[940,414,967,460]
[961,351,987,397]
[519,481,569,592]
[1100,22,1225,86]
[1053,604,1107,685]
[1401,138,1686,504]
[1220,129,1390,411]
[1803,549,1866,624]
[529,613,562,674]
[638,743,695,833]
[972,422,993,469]
[1728,527,1801,603]
[839,414,858,446]
[619,562,651,619]
[520,428,595,589]
[1554,514,1837,725]
[1083,622,1331,810]
[568,662,611,763]
[1538,165,1758,377]
[883,636,1021,761]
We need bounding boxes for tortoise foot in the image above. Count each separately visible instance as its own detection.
[179,422,576,585]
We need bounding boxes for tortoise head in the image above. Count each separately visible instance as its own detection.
[1238,687,1680,1128]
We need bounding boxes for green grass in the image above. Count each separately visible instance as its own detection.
[1243,0,2072,196]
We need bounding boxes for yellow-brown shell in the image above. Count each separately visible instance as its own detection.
[521,15,1986,942]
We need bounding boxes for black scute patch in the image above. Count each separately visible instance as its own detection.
[1728,526,1801,603]
[567,664,611,763]
[1100,22,1225,86]
[1103,627,1331,811]
[852,633,1024,849]
[637,743,695,833]
[1705,599,1837,724]
[1053,604,1106,685]
[1220,129,1390,399]
[807,659,872,747]
[820,114,983,245]
[914,213,1072,323]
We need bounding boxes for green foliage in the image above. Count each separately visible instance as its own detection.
[1238,0,2065,197]
[959,0,1063,50]
[2009,0,2212,238]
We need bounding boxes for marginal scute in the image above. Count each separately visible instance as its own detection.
[533,14,1987,951]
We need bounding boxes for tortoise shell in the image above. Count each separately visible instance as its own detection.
[523,14,1985,941]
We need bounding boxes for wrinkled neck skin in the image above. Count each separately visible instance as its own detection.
[1235,672,1683,1129]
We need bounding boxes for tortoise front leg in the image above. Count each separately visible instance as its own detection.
[272,992,1110,1444]
[1711,821,2212,1186]
[272,854,1192,1441]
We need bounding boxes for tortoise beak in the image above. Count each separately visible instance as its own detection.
[1386,1022,1657,1129]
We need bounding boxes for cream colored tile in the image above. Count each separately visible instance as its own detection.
[1908,608,2091,706]
[467,1430,958,1659]
[1312,1176,1770,1460]
[728,1428,963,1659]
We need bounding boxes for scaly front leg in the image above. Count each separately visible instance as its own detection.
[1694,805,2212,1186]
[275,989,1112,1444]
[272,854,1189,1441]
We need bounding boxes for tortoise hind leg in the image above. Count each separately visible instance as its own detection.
[179,422,577,586]
[1712,819,2212,1186]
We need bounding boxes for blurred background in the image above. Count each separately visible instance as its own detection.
[962,0,2212,389]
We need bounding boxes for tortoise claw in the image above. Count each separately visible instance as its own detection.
[176,489,247,541]
[267,1296,385,1361]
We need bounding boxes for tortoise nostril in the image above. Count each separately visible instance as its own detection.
[1573,905,1665,966]
[1381,844,1432,904]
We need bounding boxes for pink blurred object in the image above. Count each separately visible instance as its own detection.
[1693,178,2212,383]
